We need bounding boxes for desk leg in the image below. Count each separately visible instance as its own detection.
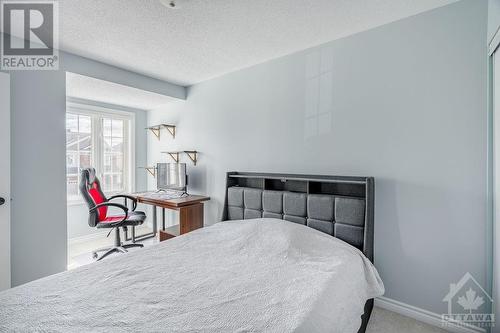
[152,205,157,237]
[179,203,204,235]
[122,204,157,242]
[162,208,166,231]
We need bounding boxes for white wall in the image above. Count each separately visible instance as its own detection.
[2,43,185,286]
[148,0,488,315]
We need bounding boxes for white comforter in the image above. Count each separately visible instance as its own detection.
[0,218,384,332]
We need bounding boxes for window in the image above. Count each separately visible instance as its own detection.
[66,104,134,202]
[66,113,92,200]
[102,118,126,193]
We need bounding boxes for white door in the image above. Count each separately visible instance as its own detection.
[0,72,10,291]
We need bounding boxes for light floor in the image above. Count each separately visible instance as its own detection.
[68,234,448,333]
[367,307,447,333]
[67,225,156,270]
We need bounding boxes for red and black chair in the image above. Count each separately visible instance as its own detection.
[80,168,146,261]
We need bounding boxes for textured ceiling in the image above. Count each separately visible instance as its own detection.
[66,72,178,110]
[59,0,458,86]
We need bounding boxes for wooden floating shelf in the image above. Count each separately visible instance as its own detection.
[145,124,176,140]
[162,151,198,166]
[139,166,157,178]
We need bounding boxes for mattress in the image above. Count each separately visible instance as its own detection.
[0,218,384,332]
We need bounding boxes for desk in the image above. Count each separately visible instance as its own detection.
[126,192,210,242]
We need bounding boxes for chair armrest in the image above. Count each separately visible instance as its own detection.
[90,202,129,226]
[108,195,138,211]
[90,202,128,213]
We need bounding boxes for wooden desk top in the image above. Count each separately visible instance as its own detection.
[131,192,210,208]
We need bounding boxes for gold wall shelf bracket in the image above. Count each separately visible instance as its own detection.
[184,150,198,166]
[162,151,180,163]
[165,125,176,138]
[147,126,161,140]
[139,166,157,178]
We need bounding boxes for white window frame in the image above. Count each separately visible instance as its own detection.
[66,101,136,205]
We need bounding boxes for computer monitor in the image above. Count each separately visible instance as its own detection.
[157,163,187,192]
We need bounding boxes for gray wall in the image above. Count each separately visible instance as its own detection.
[148,0,487,315]
[2,43,185,286]
[9,70,67,286]
[66,101,149,239]
[489,0,500,44]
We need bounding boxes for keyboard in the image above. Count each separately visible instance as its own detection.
[135,190,187,200]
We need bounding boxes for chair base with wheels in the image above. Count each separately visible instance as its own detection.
[92,228,144,261]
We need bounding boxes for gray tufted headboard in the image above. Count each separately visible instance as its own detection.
[222,172,375,333]
[222,172,374,262]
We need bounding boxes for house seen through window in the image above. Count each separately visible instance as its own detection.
[66,107,132,202]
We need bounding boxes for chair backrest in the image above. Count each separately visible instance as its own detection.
[80,168,108,226]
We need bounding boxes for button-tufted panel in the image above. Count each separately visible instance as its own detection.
[226,187,366,250]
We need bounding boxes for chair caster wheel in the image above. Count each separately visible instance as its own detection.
[92,252,98,259]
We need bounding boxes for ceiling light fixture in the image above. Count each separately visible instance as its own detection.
[159,0,181,9]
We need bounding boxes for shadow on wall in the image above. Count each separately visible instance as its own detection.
[187,163,207,194]
[374,177,403,300]
[185,163,221,226]
[375,176,486,314]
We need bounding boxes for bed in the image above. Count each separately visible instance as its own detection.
[0,172,384,332]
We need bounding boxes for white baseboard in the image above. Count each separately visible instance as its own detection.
[375,297,486,333]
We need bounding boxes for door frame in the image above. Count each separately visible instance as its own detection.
[490,26,500,333]
[0,71,11,291]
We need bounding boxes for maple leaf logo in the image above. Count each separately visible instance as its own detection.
[457,288,484,313]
